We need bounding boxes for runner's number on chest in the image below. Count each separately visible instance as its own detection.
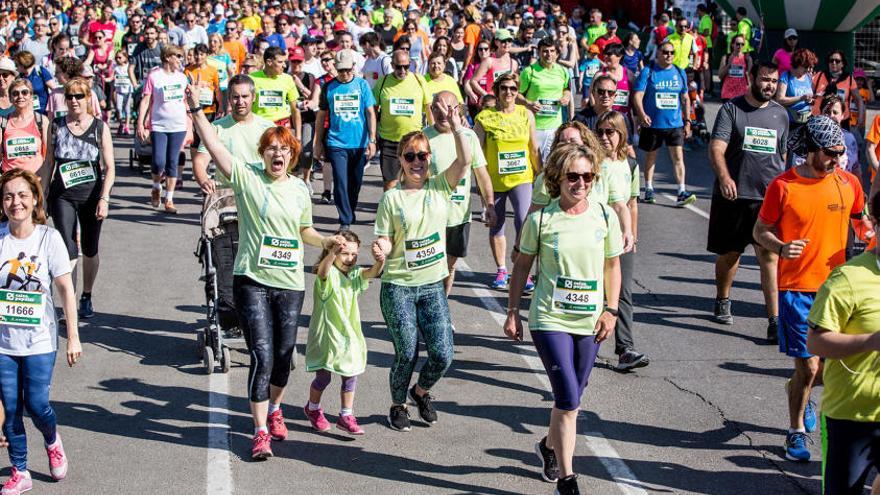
[551,276,599,315]
[258,235,300,269]
[0,289,43,327]
[60,161,97,189]
[404,232,445,270]
[259,89,284,108]
[742,127,778,154]
[5,137,38,159]
[389,98,415,116]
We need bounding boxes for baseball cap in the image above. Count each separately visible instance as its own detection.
[784,28,798,39]
[607,20,617,29]
[289,46,305,61]
[293,10,306,18]
[335,50,355,70]
[333,20,347,32]
[0,57,16,75]
[213,5,224,15]
[11,27,24,40]
[495,29,512,41]
[300,35,317,45]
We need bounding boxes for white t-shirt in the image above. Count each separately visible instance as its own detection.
[0,225,71,356]
[362,53,392,88]
[302,58,325,80]
[143,68,189,133]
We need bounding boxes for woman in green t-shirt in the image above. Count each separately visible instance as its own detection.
[187,84,346,461]
[373,97,471,433]
[503,143,623,495]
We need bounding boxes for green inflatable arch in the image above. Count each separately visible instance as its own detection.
[716,0,880,32]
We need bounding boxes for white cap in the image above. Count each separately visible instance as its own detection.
[784,28,798,38]
[214,5,225,15]
[0,57,15,74]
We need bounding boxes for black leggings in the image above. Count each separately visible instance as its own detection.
[49,194,103,260]
[233,276,304,403]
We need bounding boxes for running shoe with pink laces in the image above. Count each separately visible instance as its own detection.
[1,468,32,495]
[336,415,364,436]
[46,433,68,481]
[251,431,273,460]
[303,403,331,432]
[267,409,288,441]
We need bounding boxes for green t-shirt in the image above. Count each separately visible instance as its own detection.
[629,160,640,198]
[305,265,370,376]
[520,198,624,335]
[807,252,880,422]
[699,14,714,48]
[374,175,453,286]
[425,126,486,227]
[197,114,275,187]
[250,70,300,122]
[425,74,464,104]
[532,172,550,207]
[230,158,313,290]
[519,63,570,130]
[373,72,430,142]
[584,22,607,46]
[371,7,403,28]
[737,18,754,53]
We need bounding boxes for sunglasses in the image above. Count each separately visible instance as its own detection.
[595,128,617,137]
[499,85,517,92]
[393,64,409,70]
[829,59,843,63]
[478,46,490,51]
[321,58,333,62]
[10,90,30,97]
[661,50,675,55]
[65,93,86,100]
[594,88,616,96]
[242,64,256,70]
[403,151,430,162]
[733,43,744,47]
[821,147,845,158]
[565,172,596,183]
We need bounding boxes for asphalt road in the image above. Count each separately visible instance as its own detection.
[15,103,878,495]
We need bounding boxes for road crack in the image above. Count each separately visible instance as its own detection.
[663,377,812,494]
[632,278,659,301]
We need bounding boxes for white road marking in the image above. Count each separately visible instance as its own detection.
[659,193,710,219]
[207,372,233,495]
[457,259,641,494]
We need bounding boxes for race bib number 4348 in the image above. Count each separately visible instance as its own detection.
[551,276,599,315]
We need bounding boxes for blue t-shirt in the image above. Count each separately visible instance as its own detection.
[579,58,602,95]
[319,77,376,149]
[26,66,54,114]
[634,63,687,129]
[780,71,813,123]
[266,33,287,50]
[622,49,643,74]
[207,19,227,36]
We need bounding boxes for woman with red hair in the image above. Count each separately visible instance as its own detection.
[187,84,346,461]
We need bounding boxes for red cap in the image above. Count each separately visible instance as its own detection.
[288,46,305,61]
[333,20,347,32]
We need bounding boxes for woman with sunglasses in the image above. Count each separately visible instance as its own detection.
[598,44,634,116]
[463,42,493,118]
[772,28,799,75]
[44,77,116,319]
[719,35,751,102]
[504,143,623,495]
[374,101,472,432]
[0,79,49,182]
[474,73,540,291]
[137,45,189,213]
[812,50,864,130]
[186,82,345,460]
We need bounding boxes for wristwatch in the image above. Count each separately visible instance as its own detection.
[604,307,620,317]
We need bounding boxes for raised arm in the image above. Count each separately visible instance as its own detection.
[186,84,234,178]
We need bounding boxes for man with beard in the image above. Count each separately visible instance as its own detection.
[708,60,788,343]
[121,14,146,58]
[754,115,870,463]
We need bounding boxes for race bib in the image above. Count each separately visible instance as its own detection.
[54,111,68,119]
[70,35,80,46]
[537,99,560,117]
[258,89,284,108]
[404,232,445,270]
[32,95,40,111]
[389,97,415,116]
[0,289,43,327]
[742,127,778,154]
[613,89,629,108]
[551,276,599,315]
[199,88,214,106]
[450,178,467,203]
[163,83,184,102]
[257,235,300,269]
[655,92,679,110]
[728,64,744,78]
[115,76,131,92]
[498,150,528,175]
[333,93,360,115]
[59,161,97,188]
[4,136,38,159]
[127,43,137,56]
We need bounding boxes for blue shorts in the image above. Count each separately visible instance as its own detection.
[778,291,816,358]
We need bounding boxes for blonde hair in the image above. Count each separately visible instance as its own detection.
[396,131,432,180]
[63,78,95,116]
[595,111,629,160]
[544,143,600,199]
[160,44,184,62]
[550,121,605,163]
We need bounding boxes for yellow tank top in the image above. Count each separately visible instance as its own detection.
[475,105,534,192]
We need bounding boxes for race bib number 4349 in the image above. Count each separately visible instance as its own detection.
[258,235,300,269]
[0,290,43,327]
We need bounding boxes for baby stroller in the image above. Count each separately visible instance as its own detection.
[195,188,240,374]
[127,87,153,173]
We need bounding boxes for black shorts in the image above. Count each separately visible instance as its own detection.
[379,138,400,182]
[822,416,880,495]
[446,222,470,259]
[707,196,763,255]
[638,127,684,152]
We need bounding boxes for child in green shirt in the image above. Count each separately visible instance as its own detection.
[303,230,385,435]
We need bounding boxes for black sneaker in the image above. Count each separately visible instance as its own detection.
[409,385,438,424]
[534,436,559,483]
[712,298,733,325]
[616,350,649,371]
[78,296,94,319]
[388,405,411,432]
[320,191,332,204]
[767,316,779,345]
[555,474,580,495]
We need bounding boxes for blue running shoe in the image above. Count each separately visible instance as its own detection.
[784,431,811,462]
[804,399,817,433]
[490,269,509,290]
[643,189,656,204]
[78,296,94,319]
[676,191,697,206]
[524,275,535,294]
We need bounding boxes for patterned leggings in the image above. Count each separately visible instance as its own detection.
[379,281,454,404]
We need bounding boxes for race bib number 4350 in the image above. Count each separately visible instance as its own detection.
[0,289,43,327]
[742,127,778,154]
[258,235,300,269]
[404,232,445,270]
[551,276,599,315]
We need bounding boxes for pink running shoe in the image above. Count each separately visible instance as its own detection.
[46,434,68,481]
[303,403,331,432]
[267,409,288,441]
[1,468,32,495]
[251,431,273,460]
[336,415,365,436]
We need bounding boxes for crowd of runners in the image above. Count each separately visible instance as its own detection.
[0,0,878,494]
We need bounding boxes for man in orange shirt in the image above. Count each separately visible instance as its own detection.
[223,19,248,73]
[754,115,869,463]
[867,113,880,194]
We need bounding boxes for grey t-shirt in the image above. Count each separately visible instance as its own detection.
[710,96,790,200]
